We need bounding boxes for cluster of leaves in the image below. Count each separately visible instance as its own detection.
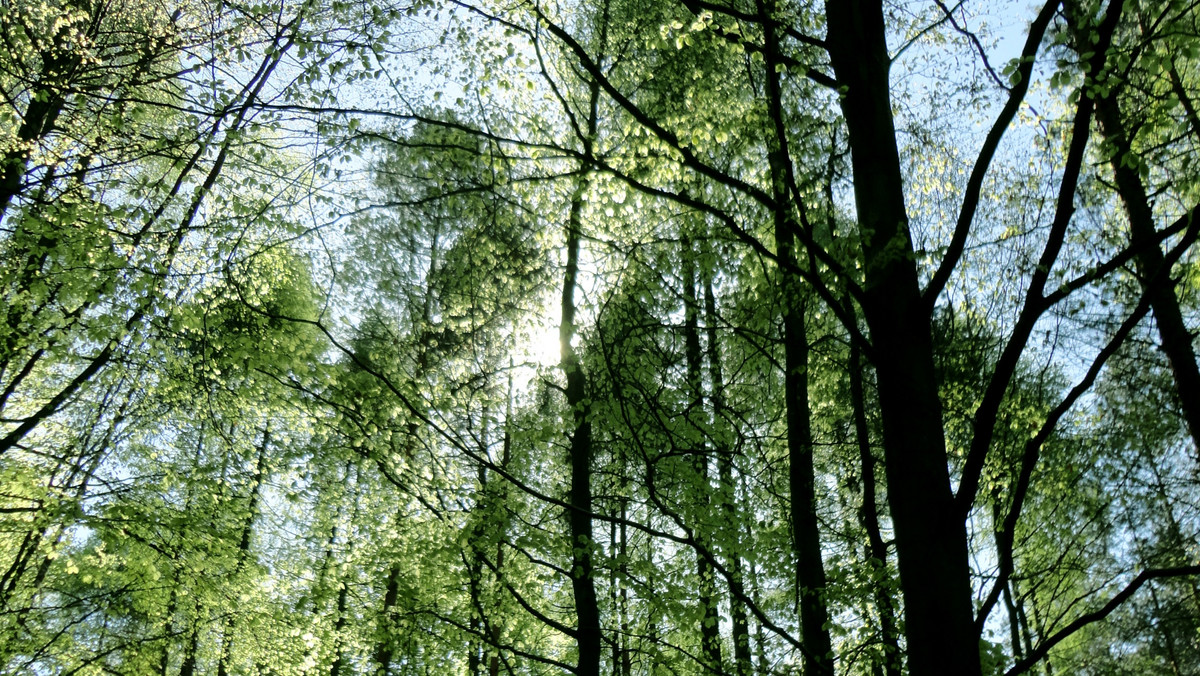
[3,0,1200,676]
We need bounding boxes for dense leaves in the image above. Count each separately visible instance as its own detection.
[2,0,1200,675]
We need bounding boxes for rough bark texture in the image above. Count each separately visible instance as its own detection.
[825,2,980,674]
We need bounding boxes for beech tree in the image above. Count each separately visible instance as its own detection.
[3,0,1200,675]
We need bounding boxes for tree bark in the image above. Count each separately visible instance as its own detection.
[776,223,834,675]
[825,2,979,673]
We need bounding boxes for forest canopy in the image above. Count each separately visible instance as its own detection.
[1,0,1199,674]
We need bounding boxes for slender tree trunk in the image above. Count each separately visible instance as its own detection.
[702,262,753,676]
[561,158,602,676]
[159,586,180,676]
[328,578,351,676]
[328,463,361,676]
[217,427,270,676]
[468,410,493,676]
[487,375,515,676]
[618,496,631,676]
[824,2,979,674]
[754,3,835,663]
[1010,577,1037,661]
[848,336,901,676]
[373,564,401,676]
[776,223,833,675]
[1002,580,1023,660]
[1091,88,1200,453]
[682,237,723,671]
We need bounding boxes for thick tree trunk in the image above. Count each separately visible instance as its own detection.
[0,59,71,221]
[824,2,980,674]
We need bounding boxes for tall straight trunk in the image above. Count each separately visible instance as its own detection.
[328,463,361,676]
[487,375,515,676]
[824,2,979,674]
[617,497,631,676]
[218,427,270,676]
[178,619,201,676]
[1091,90,1200,452]
[776,224,833,675]
[328,578,351,676]
[755,2,834,663]
[373,564,401,675]
[704,272,753,676]
[559,78,602,676]
[468,408,495,676]
[848,337,901,676]
[159,586,180,676]
[682,237,723,670]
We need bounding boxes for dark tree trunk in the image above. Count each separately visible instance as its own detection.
[373,563,401,676]
[682,237,723,671]
[704,272,753,676]
[178,620,201,676]
[754,3,836,664]
[1093,90,1200,454]
[560,101,602,674]
[824,2,980,674]
[848,337,901,676]
[776,224,833,675]
[328,579,350,676]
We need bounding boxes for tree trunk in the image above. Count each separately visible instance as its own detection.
[704,270,753,676]
[1092,87,1200,454]
[560,81,602,672]
[682,237,723,671]
[848,336,901,676]
[824,2,980,674]
[218,427,270,676]
[373,564,401,676]
[776,223,834,675]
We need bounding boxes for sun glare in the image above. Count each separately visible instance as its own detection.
[529,324,562,366]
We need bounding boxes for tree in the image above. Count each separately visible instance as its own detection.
[5,0,1200,675]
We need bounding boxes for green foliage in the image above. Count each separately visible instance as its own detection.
[3,1,1200,675]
